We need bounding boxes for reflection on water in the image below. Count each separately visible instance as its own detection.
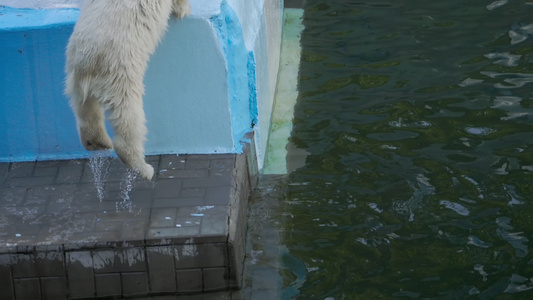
[281,0,533,298]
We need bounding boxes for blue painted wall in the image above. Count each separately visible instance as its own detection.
[0,7,86,161]
[0,1,281,164]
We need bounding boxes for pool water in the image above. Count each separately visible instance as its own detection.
[276,0,533,298]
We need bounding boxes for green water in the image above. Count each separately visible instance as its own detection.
[280,0,533,298]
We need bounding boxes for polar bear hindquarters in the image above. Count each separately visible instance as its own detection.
[65,0,191,180]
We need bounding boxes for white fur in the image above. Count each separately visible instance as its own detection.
[65,0,191,180]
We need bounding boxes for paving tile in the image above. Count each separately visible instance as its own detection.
[92,248,146,273]
[209,159,235,177]
[159,155,186,170]
[181,187,206,198]
[8,162,35,178]
[0,254,14,299]
[176,268,203,293]
[35,251,65,277]
[94,220,122,232]
[153,178,182,198]
[152,197,202,208]
[1,186,27,206]
[186,159,211,170]
[122,272,149,296]
[203,267,228,292]
[120,220,148,242]
[14,278,41,299]
[33,166,59,177]
[175,243,227,269]
[0,163,9,181]
[56,163,84,184]
[205,186,233,205]
[147,246,176,293]
[66,251,95,298]
[182,175,232,188]
[201,215,228,236]
[146,227,200,243]
[12,253,38,278]
[6,176,56,187]
[159,169,209,179]
[128,189,153,207]
[95,273,122,297]
[41,277,68,300]
[149,208,178,228]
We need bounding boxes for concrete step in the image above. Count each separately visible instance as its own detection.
[0,149,256,299]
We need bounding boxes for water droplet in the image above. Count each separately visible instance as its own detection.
[89,151,111,202]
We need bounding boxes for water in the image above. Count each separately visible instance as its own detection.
[88,151,138,212]
[276,0,533,298]
[88,151,110,202]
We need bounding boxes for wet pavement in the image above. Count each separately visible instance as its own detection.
[0,152,255,299]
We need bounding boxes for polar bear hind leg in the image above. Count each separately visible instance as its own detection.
[107,88,154,181]
[70,93,113,151]
[172,0,192,19]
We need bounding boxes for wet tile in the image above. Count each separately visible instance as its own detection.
[149,208,177,228]
[0,254,14,299]
[147,247,176,293]
[95,273,121,297]
[182,175,232,188]
[152,197,201,208]
[175,243,227,269]
[159,169,209,179]
[41,277,68,300]
[181,187,206,198]
[201,216,228,236]
[8,162,35,178]
[66,251,95,298]
[56,164,83,184]
[0,163,9,181]
[146,227,200,242]
[33,166,59,177]
[209,159,235,176]
[93,248,146,273]
[120,220,148,242]
[14,278,41,299]
[176,268,202,293]
[94,220,122,232]
[6,176,56,187]
[159,155,186,170]
[205,186,233,205]
[153,178,182,198]
[186,159,210,170]
[122,272,149,296]
[12,253,38,278]
[0,186,27,206]
[203,267,228,292]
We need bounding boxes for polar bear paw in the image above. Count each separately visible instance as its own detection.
[134,162,155,181]
[80,127,113,151]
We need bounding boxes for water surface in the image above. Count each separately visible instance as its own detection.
[280,0,533,298]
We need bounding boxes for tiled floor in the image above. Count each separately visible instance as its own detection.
[0,152,254,299]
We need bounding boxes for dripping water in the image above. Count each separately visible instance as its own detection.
[116,168,137,212]
[88,151,111,202]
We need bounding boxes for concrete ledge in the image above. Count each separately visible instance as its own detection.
[0,140,257,298]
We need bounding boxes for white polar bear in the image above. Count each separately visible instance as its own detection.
[65,0,191,180]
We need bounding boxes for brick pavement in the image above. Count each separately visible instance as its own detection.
[0,151,256,299]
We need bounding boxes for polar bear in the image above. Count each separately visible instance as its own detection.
[65,0,191,180]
